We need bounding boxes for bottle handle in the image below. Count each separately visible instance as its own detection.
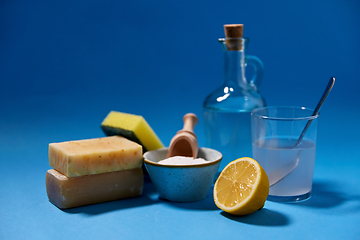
[245,55,264,91]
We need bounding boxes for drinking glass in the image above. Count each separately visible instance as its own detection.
[251,106,319,202]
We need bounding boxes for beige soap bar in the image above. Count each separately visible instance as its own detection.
[49,136,143,177]
[46,168,143,209]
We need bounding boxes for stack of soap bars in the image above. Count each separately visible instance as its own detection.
[46,136,144,209]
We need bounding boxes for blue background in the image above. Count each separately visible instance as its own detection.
[1,0,359,239]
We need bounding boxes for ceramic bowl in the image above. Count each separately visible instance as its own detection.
[143,147,222,202]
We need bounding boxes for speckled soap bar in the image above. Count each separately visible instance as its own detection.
[49,136,142,177]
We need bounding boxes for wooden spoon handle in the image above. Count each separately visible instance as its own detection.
[182,113,198,134]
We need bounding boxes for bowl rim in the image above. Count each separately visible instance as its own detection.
[143,147,222,168]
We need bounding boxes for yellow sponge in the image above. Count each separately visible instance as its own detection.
[101,111,164,152]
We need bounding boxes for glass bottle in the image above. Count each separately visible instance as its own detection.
[203,37,266,170]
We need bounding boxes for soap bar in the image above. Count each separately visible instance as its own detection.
[46,168,143,209]
[101,111,164,152]
[49,136,142,177]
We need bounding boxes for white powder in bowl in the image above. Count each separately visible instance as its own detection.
[157,156,208,165]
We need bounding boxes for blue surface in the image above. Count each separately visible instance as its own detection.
[1,0,360,239]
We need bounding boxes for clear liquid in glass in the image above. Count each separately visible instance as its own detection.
[253,137,316,197]
[204,108,252,170]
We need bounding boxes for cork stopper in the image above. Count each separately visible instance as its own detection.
[224,24,244,51]
[224,24,243,38]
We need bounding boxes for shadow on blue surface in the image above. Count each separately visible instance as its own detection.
[281,180,360,214]
[282,181,349,208]
[60,179,360,216]
[164,190,219,211]
[62,175,160,215]
[220,208,290,226]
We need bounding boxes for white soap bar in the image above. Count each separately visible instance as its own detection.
[158,156,207,165]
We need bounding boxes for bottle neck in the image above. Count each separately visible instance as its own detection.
[223,49,249,90]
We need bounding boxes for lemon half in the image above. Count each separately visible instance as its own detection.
[213,157,269,215]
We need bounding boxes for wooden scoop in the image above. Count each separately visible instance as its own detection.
[166,113,199,159]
